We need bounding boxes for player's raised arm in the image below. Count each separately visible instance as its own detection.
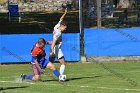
[54,8,67,31]
[59,8,67,21]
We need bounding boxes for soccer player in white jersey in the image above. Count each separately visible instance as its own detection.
[48,8,67,77]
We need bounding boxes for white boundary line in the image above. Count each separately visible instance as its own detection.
[0,76,19,79]
[0,80,140,92]
[97,87,140,91]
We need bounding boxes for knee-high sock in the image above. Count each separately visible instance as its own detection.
[53,69,60,78]
[60,64,65,75]
[25,75,34,80]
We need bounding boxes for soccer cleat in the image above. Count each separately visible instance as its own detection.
[20,74,26,81]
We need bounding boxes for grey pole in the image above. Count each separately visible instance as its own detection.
[79,0,84,57]
[79,0,83,34]
[97,0,102,28]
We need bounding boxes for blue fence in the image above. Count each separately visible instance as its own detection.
[1,28,140,63]
[0,33,80,63]
[84,28,140,56]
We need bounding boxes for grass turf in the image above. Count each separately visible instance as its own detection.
[0,62,140,93]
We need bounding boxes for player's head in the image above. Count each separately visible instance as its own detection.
[37,38,46,48]
[59,21,67,32]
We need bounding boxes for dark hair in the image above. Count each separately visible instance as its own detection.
[61,21,67,26]
[38,38,46,45]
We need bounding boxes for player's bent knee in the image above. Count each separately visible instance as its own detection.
[59,57,66,65]
[32,75,40,81]
[47,63,56,70]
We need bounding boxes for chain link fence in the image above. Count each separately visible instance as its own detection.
[83,0,140,28]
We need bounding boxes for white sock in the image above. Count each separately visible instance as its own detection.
[60,64,65,75]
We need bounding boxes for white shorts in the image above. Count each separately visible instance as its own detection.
[54,45,64,59]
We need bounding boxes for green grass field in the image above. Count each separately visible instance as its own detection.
[0,62,140,93]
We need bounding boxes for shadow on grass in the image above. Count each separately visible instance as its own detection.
[0,86,29,91]
[66,75,101,81]
[41,75,101,82]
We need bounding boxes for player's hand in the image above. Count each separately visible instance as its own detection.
[40,69,45,74]
[50,52,55,57]
[47,41,52,45]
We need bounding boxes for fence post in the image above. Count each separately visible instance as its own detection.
[97,0,102,28]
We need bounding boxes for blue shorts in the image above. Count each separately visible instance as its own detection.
[31,57,49,68]
[39,58,49,69]
[31,58,49,75]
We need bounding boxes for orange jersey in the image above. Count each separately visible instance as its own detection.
[31,43,46,59]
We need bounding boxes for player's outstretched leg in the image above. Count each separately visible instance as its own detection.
[47,62,66,81]
[47,62,60,79]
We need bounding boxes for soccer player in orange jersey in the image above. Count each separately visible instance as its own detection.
[21,38,60,81]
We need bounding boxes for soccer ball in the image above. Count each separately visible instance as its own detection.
[59,75,67,81]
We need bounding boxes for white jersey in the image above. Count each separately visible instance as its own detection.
[53,21,62,45]
[53,21,64,59]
